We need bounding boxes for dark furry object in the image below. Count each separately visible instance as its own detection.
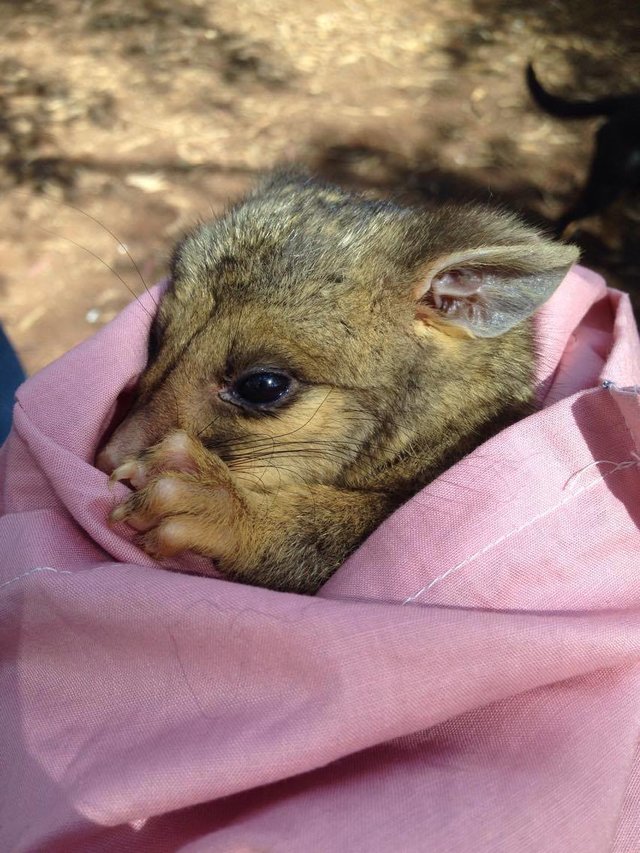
[526,63,640,231]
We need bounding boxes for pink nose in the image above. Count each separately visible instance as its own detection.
[95,444,122,476]
[95,417,151,475]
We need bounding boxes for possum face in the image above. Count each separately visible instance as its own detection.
[97,173,578,496]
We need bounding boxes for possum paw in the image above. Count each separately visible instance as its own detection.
[109,431,249,560]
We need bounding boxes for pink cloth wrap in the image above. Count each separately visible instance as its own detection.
[1,266,639,852]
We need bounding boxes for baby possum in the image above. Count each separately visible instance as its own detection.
[96,171,578,594]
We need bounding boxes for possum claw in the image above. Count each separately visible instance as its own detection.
[110,460,147,489]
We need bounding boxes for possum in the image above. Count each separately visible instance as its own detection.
[96,170,578,594]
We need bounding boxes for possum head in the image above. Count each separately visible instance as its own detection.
[97,172,577,502]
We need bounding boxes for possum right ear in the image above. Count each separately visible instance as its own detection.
[414,240,579,338]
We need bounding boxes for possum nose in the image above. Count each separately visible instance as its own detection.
[96,435,145,475]
[95,418,151,475]
[95,444,123,476]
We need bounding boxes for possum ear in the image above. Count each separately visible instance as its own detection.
[414,241,578,338]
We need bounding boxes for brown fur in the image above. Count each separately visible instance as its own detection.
[96,171,578,593]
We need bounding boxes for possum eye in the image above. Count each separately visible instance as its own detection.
[220,369,295,411]
[236,371,290,405]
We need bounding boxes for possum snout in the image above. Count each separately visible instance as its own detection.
[96,411,162,475]
[96,379,213,475]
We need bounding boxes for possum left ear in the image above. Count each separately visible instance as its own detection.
[415,242,578,338]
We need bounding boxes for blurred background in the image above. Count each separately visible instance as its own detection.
[0,0,639,374]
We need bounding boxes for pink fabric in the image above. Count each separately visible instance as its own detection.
[1,265,639,852]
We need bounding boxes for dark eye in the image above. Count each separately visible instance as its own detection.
[225,370,294,410]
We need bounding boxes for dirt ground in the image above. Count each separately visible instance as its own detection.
[1,0,639,374]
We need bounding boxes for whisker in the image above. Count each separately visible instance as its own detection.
[34,224,156,322]
[15,190,158,308]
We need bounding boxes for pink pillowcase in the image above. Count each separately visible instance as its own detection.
[1,266,639,852]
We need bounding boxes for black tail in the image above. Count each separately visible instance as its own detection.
[526,64,632,119]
